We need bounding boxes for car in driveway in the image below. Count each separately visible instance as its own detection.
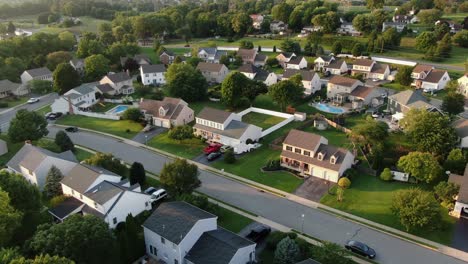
[64,126,78,132]
[245,225,271,243]
[345,240,376,259]
[149,189,167,203]
[27,98,40,104]
[46,112,63,120]
[144,187,157,195]
[206,152,222,161]
[203,143,222,155]
[220,145,233,153]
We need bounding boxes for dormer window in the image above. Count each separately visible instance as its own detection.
[330,156,337,164]
[317,153,324,161]
[159,107,166,116]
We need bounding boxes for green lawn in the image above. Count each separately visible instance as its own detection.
[302,126,350,148]
[56,115,142,139]
[90,102,118,113]
[189,100,228,115]
[252,94,282,112]
[241,112,285,129]
[39,16,109,34]
[217,206,253,233]
[0,96,29,109]
[0,134,23,167]
[140,47,159,63]
[148,132,205,159]
[35,104,52,116]
[381,82,411,92]
[320,174,456,245]
[74,148,94,161]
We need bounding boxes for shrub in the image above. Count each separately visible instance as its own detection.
[122,108,143,122]
[0,102,8,108]
[380,168,393,181]
[264,159,281,171]
[49,195,67,207]
[224,149,236,164]
[337,177,351,189]
[168,125,193,140]
[266,231,297,250]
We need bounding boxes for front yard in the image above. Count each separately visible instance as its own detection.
[0,96,29,109]
[0,134,24,167]
[320,174,456,245]
[56,115,143,139]
[241,112,285,130]
[148,132,205,159]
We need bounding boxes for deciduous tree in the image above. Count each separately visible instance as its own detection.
[160,158,200,196]
[453,30,468,48]
[274,236,300,264]
[84,54,110,81]
[442,92,465,115]
[84,152,128,176]
[221,72,249,108]
[0,188,22,247]
[268,80,303,111]
[53,63,81,95]
[121,108,143,122]
[444,149,466,175]
[8,110,48,143]
[46,51,73,71]
[415,32,437,51]
[129,162,146,186]
[54,131,74,152]
[366,0,384,9]
[395,66,413,86]
[397,152,442,183]
[434,182,460,210]
[166,64,207,102]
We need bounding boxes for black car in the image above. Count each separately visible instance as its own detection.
[65,126,78,133]
[246,225,271,243]
[345,240,376,259]
[206,152,222,161]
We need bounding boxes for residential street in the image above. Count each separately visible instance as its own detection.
[47,126,468,264]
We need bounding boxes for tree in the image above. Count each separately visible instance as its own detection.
[280,39,301,54]
[271,3,293,23]
[8,110,48,143]
[43,166,64,199]
[58,31,76,51]
[0,247,22,264]
[168,125,193,141]
[453,30,468,48]
[351,117,388,168]
[84,152,128,176]
[417,9,443,24]
[129,162,146,186]
[444,149,466,175]
[166,64,207,102]
[219,55,230,66]
[122,58,139,72]
[352,14,374,34]
[221,72,249,108]
[28,215,116,264]
[0,188,22,247]
[395,66,413,86]
[382,27,402,49]
[231,13,251,36]
[351,43,363,57]
[76,38,104,58]
[311,12,340,33]
[338,177,351,189]
[434,23,451,40]
[434,182,460,210]
[366,0,384,9]
[28,80,53,95]
[54,131,74,152]
[436,33,452,58]
[415,32,437,51]
[380,168,393,181]
[268,80,303,111]
[442,92,465,115]
[239,40,254,49]
[46,51,73,71]
[312,242,353,264]
[159,158,200,196]
[7,22,15,33]
[274,236,300,264]
[224,149,236,164]
[397,152,442,183]
[331,41,342,55]
[121,108,143,122]
[53,63,81,95]
[84,54,110,81]
[10,254,75,264]
[391,188,442,231]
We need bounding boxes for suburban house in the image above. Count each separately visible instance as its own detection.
[270,20,287,33]
[50,163,152,228]
[238,64,277,86]
[392,14,415,24]
[120,54,152,67]
[98,72,134,95]
[458,74,468,98]
[298,26,322,37]
[237,49,267,66]
[69,59,85,74]
[51,82,99,114]
[143,201,256,264]
[435,20,462,33]
[351,59,390,80]
[139,97,194,128]
[197,48,228,64]
[282,69,320,95]
[6,144,78,190]
[276,52,297,68]
[448,164,468,218]
[280,129,354,182]
[324,59,348,75]
[250,14,264,29]
[337,22,361,36]
[140,64,166,86]
[196,62,229,83]
[327,75,363,99]
[285,56,308,70]
[453,118,468,148]
[411,65,451,91]
[387,90,439,121]
[313,55,335,71]
[193,107,262,153]
[20,67,52,84]
[159,50,175,65]
[382,22,406,32]
[0,79,28,98]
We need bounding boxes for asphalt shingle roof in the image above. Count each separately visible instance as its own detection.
[283,69,316,82]
[141,64,166,74]
[25,67,52,77]
[105,72,131,83]
[197,107,233,123]
[0,79,20,93]
[196,62,225,72]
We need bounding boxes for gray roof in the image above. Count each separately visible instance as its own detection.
[194,120,255,139]
[214,50,228,60]
[185,228,255,264]
[196,62,225,73]
[143,202,216,244]
[197,107,233,123]
[388,90,428,106]
[317,55,334,62]
[24,67,52,77]
[199,47,217,55]
[104,72,131,83]
[70,82,98,95]
[0,79,20,93]
[85,181,124,205]
[95,83,114,93]
[48,196,84,220]
[326,59,345,70]
[296,259,322,264]
[238,64,259,74]
[61,163,118,193]
[254,68,271,82]
[254,53,267,62]
[283,69,316,82]
[453,118,468,138]
[70,59,84,68]
[141,64,166,74]
[287,56,305,65]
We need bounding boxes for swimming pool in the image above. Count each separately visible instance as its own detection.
[106,105,129,115]
[313,103,346,114]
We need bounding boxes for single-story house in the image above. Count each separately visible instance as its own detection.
[140,64,166,86]
[196,62,229,83]
[282,69,320,95]
[98,72,134,95]
[0,79,28,98]
[448,164,468,218]
[453,118,468,148]
[238,64,277,86]
[285,56,308,70]
[20,67,52,84]
[139,97,194,128]
[51,82,99,114]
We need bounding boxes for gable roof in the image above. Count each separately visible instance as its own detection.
[141,64,166,74]
[388,90,429,107]
[283,69,316,82]
[328,76,360,87]
[283,129,323,151]
[85,180,124,205]
[160,50,175,56]
[194,120,256,139]
[423,69,448,83]
[448,164,468,204]
[199,47,217,55]
[61,163,118,193]
[24,67,52,77]
[67,82,98,96]
[326,59,345,70]
[197,107,233,123]
[350,85,374,99]
[254,53,267,63]
[287,56,306,65]
[412,64,434,74]
[196,62,225,73]
[142,202,216,244]
[237,48,256,59]
[70,59,84,68]
[104,72,131,83]
[279,52,295,59]
[139,97,186,120]
[316,55,334,62]
[238,64,259,74]
[452,118,468,138]
[48,196,84,220]
[353,59,374,67]
[370,63,389,74]
[95,83,114,93]
[0,79,20,93]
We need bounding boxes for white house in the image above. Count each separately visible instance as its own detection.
[382,22,407,32]
[98,72,134,95]
[458,74,468,98]
[411,65,450,91]
[448,164,468,218]
[6,144,78,190]
[140,64,166,86]
[238,64,277,86]
[143,202,256,264]
[276,52,297,68]
[0,79,29,98]
[197,48,228,64]
[338,22,361,36]
[327,75,363,99]
[193,107,262,153]
[51,82,99,114]
[280,129,354,182]
[285,56,308,70]
[196,62,229,83]
[453,119,468,148]
[282,69,321,95]
[313,56,335,71]
[351,59,390,80]
[270,20,287,33]
[324,59,348,75]
[20,67,52,84]
[139,97,194,128]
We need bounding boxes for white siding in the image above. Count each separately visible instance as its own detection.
[105,191,151,228]
[229,244,256,264]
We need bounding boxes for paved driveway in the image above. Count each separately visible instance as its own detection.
[132,127,167,144]
[452,218,468,252]
[294,177,335,202]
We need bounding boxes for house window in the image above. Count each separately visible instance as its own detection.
[330,156,336,164]
[172,243,176,250]
[161,237,165,244]
[317,153,324,161]
[113,217,117,224]
[286,146,292,151]
[145,202,149,207]
[150,245,153,255]
[304,151,310,157]
[295,148,301,154]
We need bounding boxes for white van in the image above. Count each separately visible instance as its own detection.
[150,189,167,203]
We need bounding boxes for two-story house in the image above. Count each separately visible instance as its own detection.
[20,67,53,84]
[411,65,450,91]
[238,64,278,86]
[196,62,229,83]
[387,90,439,121]
[237,49,267,66]
[351,59,390,80]
[120,54,151,68]
[140,64,166,86]
[411,64,434,87]
[327,76,363,99]
[159,50,175,65]
[313,56,335,71]
[280,130,354,182]
[324,59,348,75]
[282,69,320,95]
[193,107,262,153]
[337,22,361,36]
[98,72,134,95]
[143,202,256,264]
[458,74,468,98]
[276,52,297,68]
[270,20,288,33]
[393,14,414,24]
[197,48,228,64]
[51,82,99,114]
[452,118,468,148]
[285,56,308,70]
[139,97,194,128]
[448,164,468,218]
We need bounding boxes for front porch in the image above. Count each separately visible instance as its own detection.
[280,157,311,177]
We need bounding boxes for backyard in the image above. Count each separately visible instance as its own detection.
[148,132,205,160]
[241,112,285,130]
[320,174,456,245]
[301,126,350,148]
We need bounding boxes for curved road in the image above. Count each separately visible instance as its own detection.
[47,126,467,264]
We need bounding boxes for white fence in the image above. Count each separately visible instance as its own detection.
[236,107,296,137]
[76,110,120,120]
[216,46,282,53]
[371,56,417,67]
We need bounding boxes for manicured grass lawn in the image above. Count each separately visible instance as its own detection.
[39,16,109,34]
[302,126,350,148]
[241,112,285,129]
[381,82,411,92]
[56,115,142,139]
[148,132,205,159]
[343,114,370,130]
[252,94,282,112]
[0,97,29,109]
[189,100,228,114]
[35,104,52,116]
[140,47,159,63]
[90,102,118,113]
[0,134,23,167]
[217,206,253,233]
[168,47,191,55]
[74,148,94,161]
[320,174,456,245]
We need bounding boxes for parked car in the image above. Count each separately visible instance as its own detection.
[345,240,376,259]
[220,145,233,153]
[47,112,62,120]
[149,189,167,203]
[64,126,78,132]
[27,98,39,104]
[144,187,157,195]
[203,143,222,155]
[207,152,222,161]
[44,112,54,119]
[246,225,271,243]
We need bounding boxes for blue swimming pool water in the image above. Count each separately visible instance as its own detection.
[108,105,129,114]
[314,103,345,114]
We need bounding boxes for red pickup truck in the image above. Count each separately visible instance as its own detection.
[203,143,222,155]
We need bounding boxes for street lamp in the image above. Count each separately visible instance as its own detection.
[300,214,305,234]
[145,135,148,145]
